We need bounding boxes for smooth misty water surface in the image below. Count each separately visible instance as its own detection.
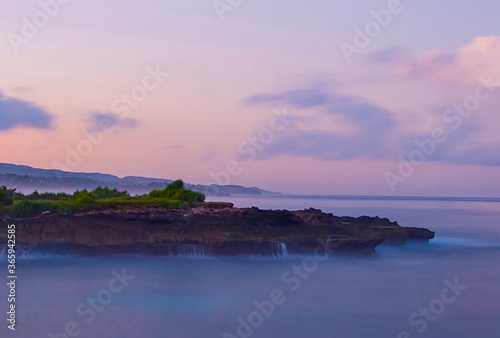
[1,197,500,338]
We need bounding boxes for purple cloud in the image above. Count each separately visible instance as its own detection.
[0,92,53,131]
[244,86,397,161]
[243,84,500,166]
[90,112,139,129]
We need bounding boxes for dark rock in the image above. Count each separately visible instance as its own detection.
[0,206,434,256]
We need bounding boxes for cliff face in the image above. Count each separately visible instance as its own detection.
[0,206,434,256]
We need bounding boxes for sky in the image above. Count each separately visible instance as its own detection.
[1,0,500,196]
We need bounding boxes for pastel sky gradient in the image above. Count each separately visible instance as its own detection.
[1,0,500,196]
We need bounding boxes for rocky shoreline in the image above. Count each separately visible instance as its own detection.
[0,204,435,256]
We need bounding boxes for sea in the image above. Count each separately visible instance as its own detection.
[1,195,499,338]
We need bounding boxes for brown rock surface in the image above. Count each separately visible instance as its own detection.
[0,205,434,256]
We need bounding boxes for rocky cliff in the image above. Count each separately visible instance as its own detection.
[0,205,434,256]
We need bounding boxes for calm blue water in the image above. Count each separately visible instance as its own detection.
[1,196,500,338]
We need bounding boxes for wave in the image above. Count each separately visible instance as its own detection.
[429,237,500,248]
[0,241,292,261]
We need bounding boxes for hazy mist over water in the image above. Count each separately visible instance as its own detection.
[1,196,500,338]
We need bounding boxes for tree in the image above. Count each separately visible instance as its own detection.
[149,180,205,202]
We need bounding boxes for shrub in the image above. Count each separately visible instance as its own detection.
[75,195,96,206]
[149,189,173,199]
[39,192,71,200]
[89,186,129,200]
[11,191,71,201]
[39,192,59,200]
[57,192,71,200]
[56,202,74,214]
[0,186,14,206]
[11,200,35,217]
[11,200,74,217]
[148,180,205,203]
[167,180,184,190]
[172,189,205,203]
[27,191,41,200]
[72,189,88,198]
[13,193,26,201]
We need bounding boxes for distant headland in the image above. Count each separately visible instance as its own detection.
[0,163,279,197]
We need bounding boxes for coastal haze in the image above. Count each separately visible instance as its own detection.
[0,163,277,196]
[1,1,500,338]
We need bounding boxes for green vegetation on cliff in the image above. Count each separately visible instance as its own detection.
[0,186,14,206]
[0,180,205,217]
[149,180,205,203]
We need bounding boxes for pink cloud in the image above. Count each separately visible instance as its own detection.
[385,36,500,89]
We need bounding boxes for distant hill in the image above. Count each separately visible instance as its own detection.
[0,163,280,196]
[0,163,123,182]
